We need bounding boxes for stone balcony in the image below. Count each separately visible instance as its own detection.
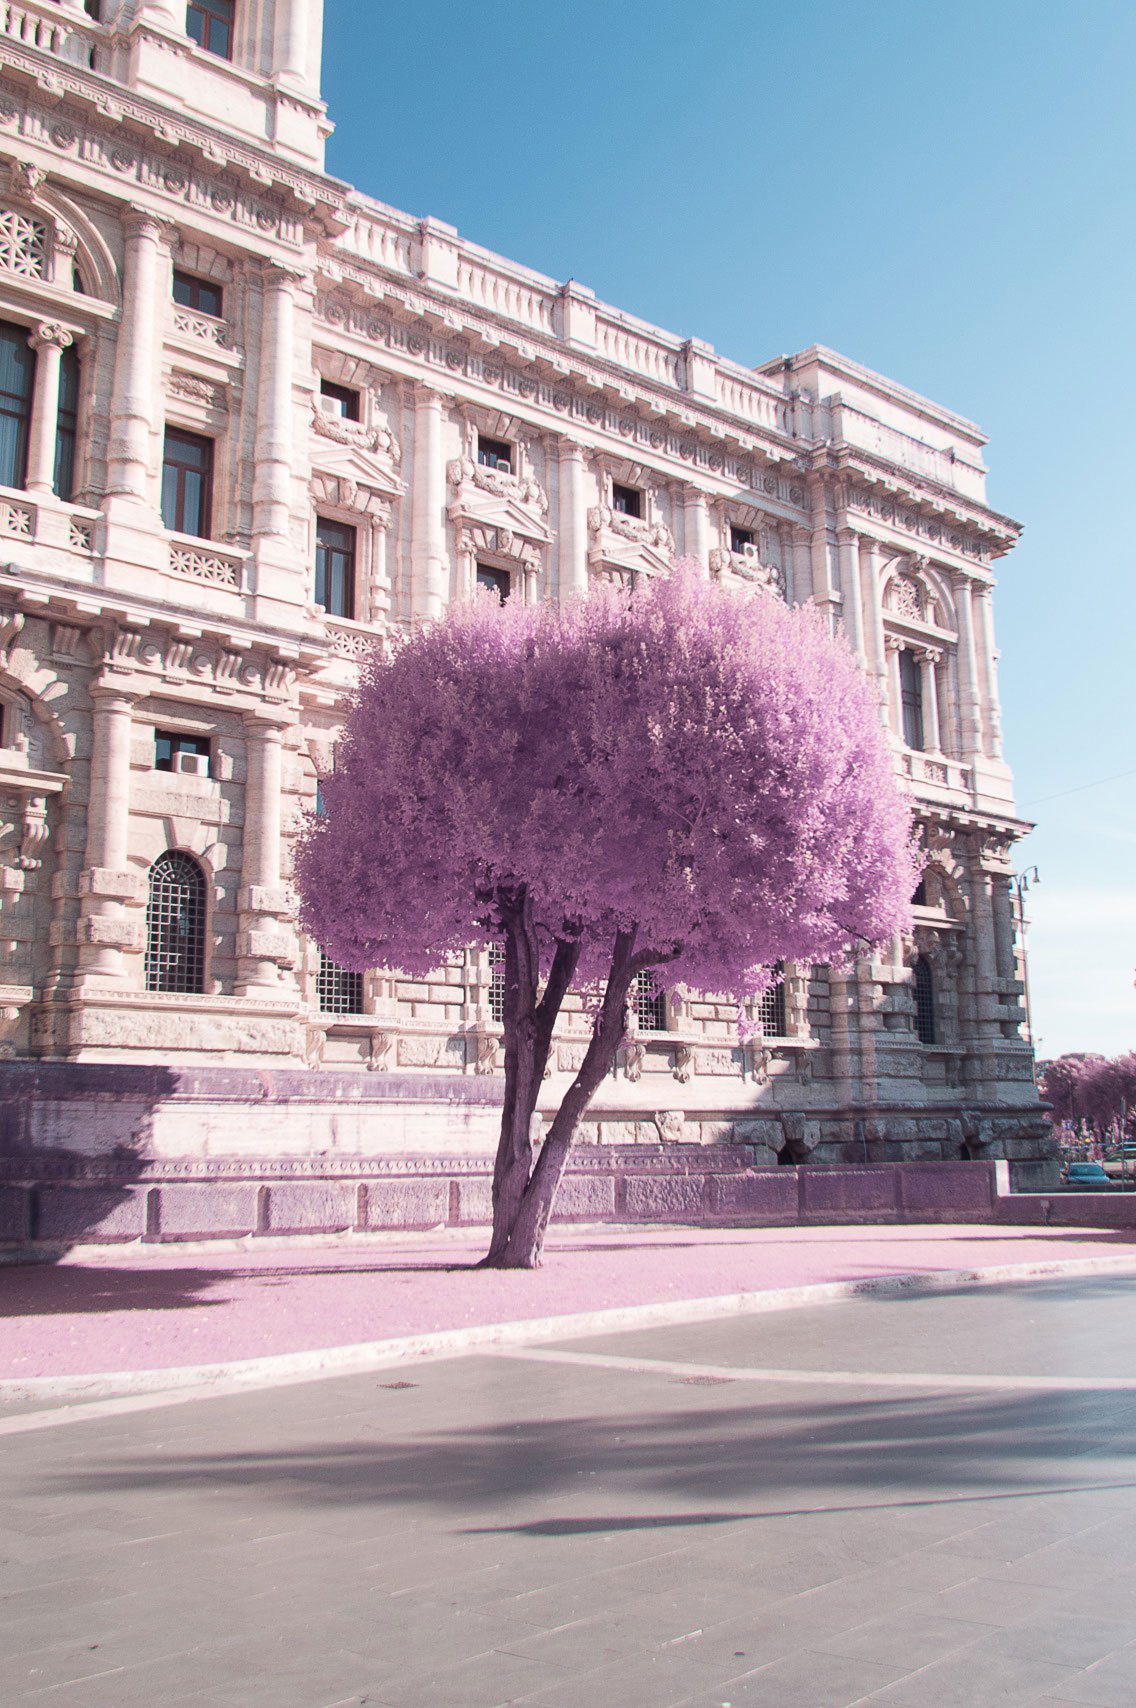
[0,1,99,71]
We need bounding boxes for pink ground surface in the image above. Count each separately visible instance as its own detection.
[3,1223,1136,1381]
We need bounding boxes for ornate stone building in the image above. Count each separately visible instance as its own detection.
[0,0,1051,1199]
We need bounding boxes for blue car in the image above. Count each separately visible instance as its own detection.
[1062,1161,1122,1191]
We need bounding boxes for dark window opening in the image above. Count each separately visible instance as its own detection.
[757,965,787,1036]
[611,482,642,519]
[161,428,214,537]
[186,0,234,59]
[53,345,80,502]
[488,945,505,1025]
[912,876,928,907]
[319,379,360,421]
[476,564,511,604]
[315,517,356,619]
[317,951,364,1015]
[173,269,223,318]
[154,730,211,776]
[477,435,512,474]
[72,265,86,295]
[84,0,102,17]
[632,970,667,1032]
[913,955,936,1045]
[146,852,206,995]
[0,319,35,492]
[899,649,924,751]
[730,525,755,554]
[315,783,327,818]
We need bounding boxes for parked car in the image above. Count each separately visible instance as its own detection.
[1062,1161,1122,1191]
[1101,1146,1136,1180]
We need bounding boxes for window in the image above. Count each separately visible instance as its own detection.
[476,564,511,604]
[315,518,356,619]
[912,876,928,907]
[488,944,505,1024]
[84,0,102,18]
[145,852,207,994]
[154,730,211,776]
[186,0,234,59]
[477,435,512,474]
[0,320,35,491]
[913,955,936,1045]
[632,970,667,1032]
[162,428,213,537]
[899,649,924,751]
[53,345,80,501]
[173,269,223,319]
[730,525,755,554]
[319,378,360,421]
[757,965,787,1037]
[317,951,364,1015]
[611,483,642,519]
[315,783,328,818]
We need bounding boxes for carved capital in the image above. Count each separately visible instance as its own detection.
[29,322,74,353]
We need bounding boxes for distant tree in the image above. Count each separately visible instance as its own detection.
[1078,1053,1136,1139]
[297,568,916,1268]
[1038,1054,1100,1126]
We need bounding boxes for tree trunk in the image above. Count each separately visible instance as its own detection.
[479,890,580,1267]
[486,928,662,1268]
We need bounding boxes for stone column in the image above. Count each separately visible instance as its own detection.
[557,438,588,599]
[410,384,447,621]
[106,209,170,506]
[791,526,812,610]
[237,713,293,994]
[973,586,1005,759]
[252,265,298,544]
[919,651,941,752]
[367,506,393,622]
[836,527,865,661]
[954,576,985,759]
[272,0,309,84]
[861,537,889,719]
[683,488,710,571]
[885,637,903,739]
[78,684,140,983]
[24,324,73,497]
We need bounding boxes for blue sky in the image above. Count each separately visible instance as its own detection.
[322,1,1135,1060]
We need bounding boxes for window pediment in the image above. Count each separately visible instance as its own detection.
[446,456,550,544]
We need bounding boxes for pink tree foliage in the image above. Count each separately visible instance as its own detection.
[1078,1053,1136,1138]
[297,567,917,1267]
[1038,1054,1101,1126]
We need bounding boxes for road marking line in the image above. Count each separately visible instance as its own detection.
[488,1345,1136,1392]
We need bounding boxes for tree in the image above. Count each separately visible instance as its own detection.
[1038,1053,1100,1127]
[297,568,916,1268]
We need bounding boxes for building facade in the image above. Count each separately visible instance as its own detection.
[0,0,1052,1187]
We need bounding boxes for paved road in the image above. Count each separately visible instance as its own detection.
[4,1274,1136,1708]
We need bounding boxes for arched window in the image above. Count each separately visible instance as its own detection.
[913,955,936,1045]
[757,964,787,1037]
[145,853,206,994]
[317,951,364,1015]
[53,344,80,501]
[899,650,924,751]
[0,320,35,491]
[632,970,668,1032]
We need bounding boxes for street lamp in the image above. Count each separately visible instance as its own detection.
[1011,866,1040,1079]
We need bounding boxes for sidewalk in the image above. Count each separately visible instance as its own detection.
[5,1221,1136,1391]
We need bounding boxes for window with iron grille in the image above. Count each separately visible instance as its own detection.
[757,965,787,1036]
[913,955,936,1045]
[186,0,234,59]
[315,517,356,618]
[477,435,512,473]
[317,951,364,1015]
[899,649,924,751]
[53,345,80,501]
[632,970,667,1032]
[319,378,360,421]
[173,269,223,318]
[611,482,642,519]
[476,563,511,604]
[145,852,206,995]
[488,945,505,1024]
[161,427,213,537]
[0,319,35,490]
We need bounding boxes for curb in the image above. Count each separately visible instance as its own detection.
[3,1252,1136,1435]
